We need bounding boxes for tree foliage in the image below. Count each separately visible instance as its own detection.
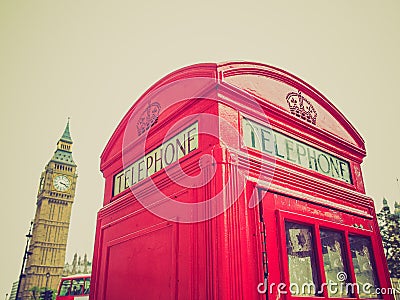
[29,286,56,300]
[377,198,400,278]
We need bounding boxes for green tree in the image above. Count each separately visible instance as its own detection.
[29,286,56,300]
[377,198,400,278]
[29,286,40,300]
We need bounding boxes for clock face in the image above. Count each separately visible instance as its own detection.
[53,175,71,192]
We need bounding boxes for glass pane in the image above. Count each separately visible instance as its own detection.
[84,278,91,295]
[320,230,351,297]
[71,278,85,295]
[349,235,380,298]
[59,280,71,296]
[285,222,320,296]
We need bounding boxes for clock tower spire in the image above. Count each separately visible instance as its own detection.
[51,118,76,167]
[19,120,78,300]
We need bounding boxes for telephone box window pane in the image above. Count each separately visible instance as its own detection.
[285,222,320,296]
[349,235,380,298]
[320,230,351,297]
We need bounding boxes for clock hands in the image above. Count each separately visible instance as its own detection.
[54,175,70,191]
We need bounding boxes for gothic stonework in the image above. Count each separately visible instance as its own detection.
[19,120,77,300]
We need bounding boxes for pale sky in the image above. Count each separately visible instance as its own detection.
[1,0,399,297]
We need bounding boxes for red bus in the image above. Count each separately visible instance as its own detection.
[56,274,90,300]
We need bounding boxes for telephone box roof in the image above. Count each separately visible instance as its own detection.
[101,62,365,171]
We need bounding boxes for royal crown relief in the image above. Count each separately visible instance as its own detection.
[286,91,317,125]
[137,101,161,136]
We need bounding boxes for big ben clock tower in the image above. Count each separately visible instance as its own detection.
[19,120,78,300]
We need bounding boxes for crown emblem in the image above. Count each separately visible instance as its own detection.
[286,91,317,125]
[136,101,161,135]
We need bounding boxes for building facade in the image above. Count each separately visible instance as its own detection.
[8,281,18,300]
[19,121,78,300]
[62,253,92,276]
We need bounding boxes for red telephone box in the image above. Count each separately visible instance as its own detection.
[91,62,394,300]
